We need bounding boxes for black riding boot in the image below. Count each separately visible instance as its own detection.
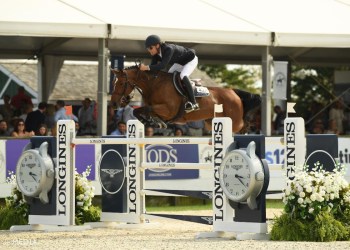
[182,76,199,112]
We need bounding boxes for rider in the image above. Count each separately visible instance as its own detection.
[139,35,200,113]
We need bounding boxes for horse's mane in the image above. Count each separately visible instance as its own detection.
[124,65,139,70]
[124,65,171,79]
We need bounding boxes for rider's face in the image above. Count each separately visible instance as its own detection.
[147,44,159,56]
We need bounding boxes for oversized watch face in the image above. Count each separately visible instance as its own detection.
[219,150,252,202]
[16,150,43,196]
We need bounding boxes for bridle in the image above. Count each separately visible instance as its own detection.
[113,67,143,101]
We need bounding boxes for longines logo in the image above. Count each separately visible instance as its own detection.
[101,169,123,178]
[99,149,125,195]
[233,164,242,171]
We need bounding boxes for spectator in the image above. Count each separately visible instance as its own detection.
[54,100,78,122]
[11,86,33,116]
[272,105,285,135]
[19,103,33,122]
[107,104,117,135]
[310,119,325,134]
[115,95,136,124]
[145,126,154,136]
[0,94,14,124]
[324,119,339,135]
[11,118,34,137]
[187,120,204,136]
[0,120,10,137]
[45,104,56,133]
[25,101,47,135]
[110,121,126,136]
[329,100,345,135]
[37,123,48,136]
[175,127,184,136]
[78,98,96,136]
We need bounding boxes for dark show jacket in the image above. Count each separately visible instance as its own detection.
[25,110,45,133]
[149,43,195,71]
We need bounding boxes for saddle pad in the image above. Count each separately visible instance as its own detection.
[194,87,210,97]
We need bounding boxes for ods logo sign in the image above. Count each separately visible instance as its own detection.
[145,144,178,172]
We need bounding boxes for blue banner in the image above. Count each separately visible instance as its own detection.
[145,144,199,180]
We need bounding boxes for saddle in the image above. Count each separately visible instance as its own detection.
[172,72,210,98]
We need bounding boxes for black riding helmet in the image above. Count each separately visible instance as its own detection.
[145,35,161,48]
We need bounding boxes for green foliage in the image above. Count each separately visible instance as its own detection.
[271,211,349,242]
[75,205,101,225]
[198,64,260,93]
[0,205,28,230]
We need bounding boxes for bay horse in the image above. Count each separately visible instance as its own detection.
[111,66,261,133]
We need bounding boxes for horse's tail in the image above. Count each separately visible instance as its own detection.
[234,89,261,133]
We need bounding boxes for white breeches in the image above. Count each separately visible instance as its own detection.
[168,56,198,79]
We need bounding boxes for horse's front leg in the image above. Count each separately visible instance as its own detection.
[133,107,152,126]
[133,106,167,129]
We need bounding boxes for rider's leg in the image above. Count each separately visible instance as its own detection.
[182,76,199,112]
[180,56,199,112]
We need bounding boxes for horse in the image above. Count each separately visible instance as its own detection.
[110,66,261,133]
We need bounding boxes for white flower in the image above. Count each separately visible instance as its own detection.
[297,198,304,204]
[308,208,314,213]
[299,192,305,198]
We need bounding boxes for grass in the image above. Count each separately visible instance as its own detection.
[147,199,284,212]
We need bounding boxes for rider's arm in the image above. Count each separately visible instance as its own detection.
[149,45,174,71]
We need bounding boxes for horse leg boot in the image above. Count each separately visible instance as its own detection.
[182,76,200,113]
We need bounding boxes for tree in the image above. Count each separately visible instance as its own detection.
[198,64,260,93]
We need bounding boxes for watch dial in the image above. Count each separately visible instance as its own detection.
[221,151,251,200]
[18,152,42,194]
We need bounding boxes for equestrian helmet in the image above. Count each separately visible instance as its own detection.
[145,35,161,48]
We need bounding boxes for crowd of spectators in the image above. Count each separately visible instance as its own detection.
[5,87,345,138]
[0,86,98,138]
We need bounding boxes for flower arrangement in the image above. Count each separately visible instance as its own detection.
[74,165,100,225]
[0,166,100,229]
[271,162,350,241]
[0,171,29,229]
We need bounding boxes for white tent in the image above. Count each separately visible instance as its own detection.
[1,0,350,135]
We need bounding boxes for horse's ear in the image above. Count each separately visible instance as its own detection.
[111,68,120,74]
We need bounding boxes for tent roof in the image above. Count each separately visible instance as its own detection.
[0,0,349,65]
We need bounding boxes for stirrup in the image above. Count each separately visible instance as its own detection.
[185,102,200,113]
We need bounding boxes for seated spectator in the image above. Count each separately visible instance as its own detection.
[187,120,204,136]
[145,126,154,136]
[310,119,325,134]
[37,123,48,136]
[175,127,184,136]
[0,120,10,137]
[11,118,34,137]
[110,121,126,136]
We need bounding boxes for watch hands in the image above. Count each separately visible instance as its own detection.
[235,174,246,188]
[29,172,38,182]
